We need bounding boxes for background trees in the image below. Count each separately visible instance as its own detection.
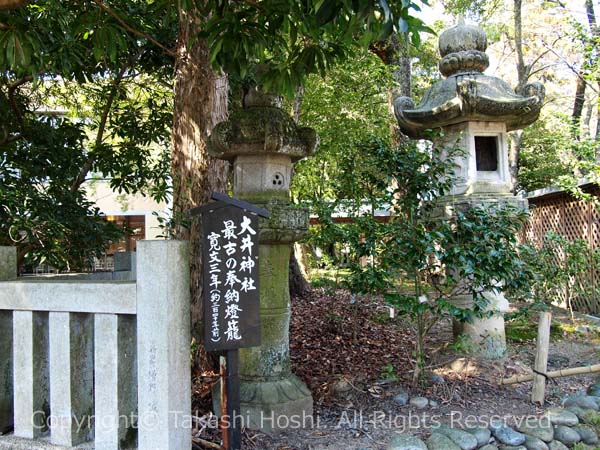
[0,1,174,269]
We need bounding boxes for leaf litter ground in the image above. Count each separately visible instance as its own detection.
[192,288,600,449]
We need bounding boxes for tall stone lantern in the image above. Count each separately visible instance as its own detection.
[208,86,316,431]
[394,20,545,357]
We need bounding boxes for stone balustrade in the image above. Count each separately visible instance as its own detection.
[0,241,190,450]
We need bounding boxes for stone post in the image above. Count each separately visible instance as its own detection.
[0,247,15,433]
[13,311,49,439]
[136,240,191,450]
[94,314,137,450]
[49,312,95,446]
[209,86,316,432]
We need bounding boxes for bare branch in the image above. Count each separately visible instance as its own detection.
[0,133,23,146]
[91,0,176,57]
[7,75,33,131]
[541,40,600,95]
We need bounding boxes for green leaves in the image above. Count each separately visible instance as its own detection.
[0,0,175,268]
[201,0,432,96]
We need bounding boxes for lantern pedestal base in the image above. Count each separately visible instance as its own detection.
[213,374,313,433]
[451,293,508,359]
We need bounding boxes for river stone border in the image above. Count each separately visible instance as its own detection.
[388,379,600,450]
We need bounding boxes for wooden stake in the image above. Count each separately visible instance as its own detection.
[226,350,241,450]
[531,311,552,405]
[219,351,241,450]
[502,363,600,385]
[220,356,228,450]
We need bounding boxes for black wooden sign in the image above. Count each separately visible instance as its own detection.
[197,193,267,351]
[191,193,269,450]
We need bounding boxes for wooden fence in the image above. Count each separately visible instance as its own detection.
[522,182,600,314]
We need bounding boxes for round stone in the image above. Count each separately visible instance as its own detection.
[465,426,491,446]
[436,426,478,450]
[523,434,549,450]
[478,445,498,450]
[516,420,554,442]
[548,440,569,450]
[426,432,461,450]
[562,395,599,411]
[409,396,429,409]
[429,400,439,408]
[553,425,582,446]
[388,434,428,450]
[574,424,599,445]
[428,373,445,385]
[489,422,526,446]
[547,408,579,426]
[394,392,409,406]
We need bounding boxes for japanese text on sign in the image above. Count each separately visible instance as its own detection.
[203,206,261,351]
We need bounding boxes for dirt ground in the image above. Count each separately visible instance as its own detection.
[192,288,600,450]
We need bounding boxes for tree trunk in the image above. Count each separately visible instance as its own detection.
[572,77,587,136]
[509,0,526,192]
[583,97,594,138]
[171,6,229,369]
[391,33,412,98]
[0,0,30,9]
[289,85,311,297]
[289,244,310,297]
[584,0,600,142]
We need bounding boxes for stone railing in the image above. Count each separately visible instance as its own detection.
[0,241,190,450]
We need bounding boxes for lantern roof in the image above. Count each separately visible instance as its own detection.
[394,19,545,137]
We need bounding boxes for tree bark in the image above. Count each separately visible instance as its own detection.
[289,85,311,297]
[0,0,30,10]
[509,0,526,192]
[584,0,600,141]
[289,244,310,297]
[391,33,412,98]
[573,77,587,135]
[171,5,229,368]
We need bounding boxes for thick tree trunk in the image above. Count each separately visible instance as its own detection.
[171,6,229,368]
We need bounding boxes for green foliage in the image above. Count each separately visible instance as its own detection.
[380,363,399,381]
[201,0,433,96]
[0,1,175,269]
[306,135,533,382]
[517,117,574,193]
[292,49,395,204]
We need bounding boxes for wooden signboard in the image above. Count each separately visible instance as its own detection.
[201,204,261,351]
[190,192,268,450]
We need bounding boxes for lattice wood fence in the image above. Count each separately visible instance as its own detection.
[522,184,600,314]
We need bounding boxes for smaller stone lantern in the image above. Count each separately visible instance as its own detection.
[208,85,317,431]
[394,19,545,357]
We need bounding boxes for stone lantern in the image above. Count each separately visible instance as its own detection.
[208,85,317,431]
[394,20,545,357]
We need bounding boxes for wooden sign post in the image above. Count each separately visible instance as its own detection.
[191,192,269,450]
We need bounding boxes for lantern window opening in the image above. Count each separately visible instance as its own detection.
[474,135,499,172]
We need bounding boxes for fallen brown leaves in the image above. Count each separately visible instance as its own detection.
[290,288,415,401]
